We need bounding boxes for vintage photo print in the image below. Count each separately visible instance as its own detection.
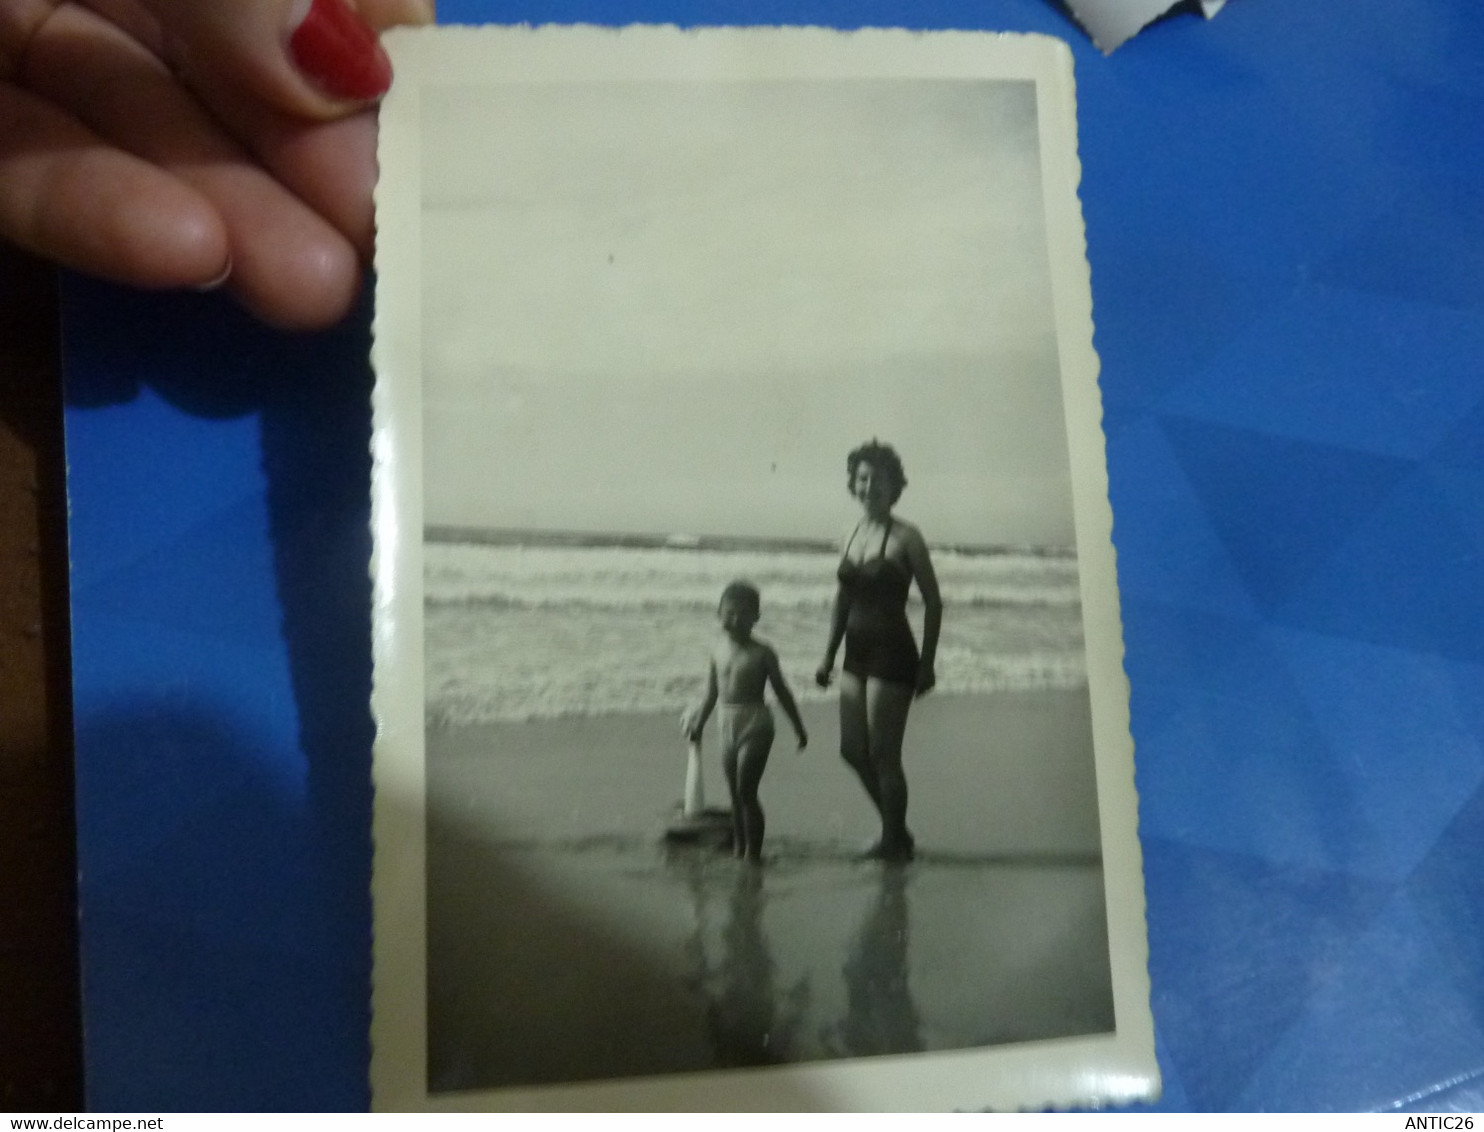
[370,25,1156,1110]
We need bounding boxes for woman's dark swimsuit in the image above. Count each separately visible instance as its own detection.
[838,517,920,688]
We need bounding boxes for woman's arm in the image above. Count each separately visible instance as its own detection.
[817,584,850,687]
[905,528,943,696]
[817,526,856,686]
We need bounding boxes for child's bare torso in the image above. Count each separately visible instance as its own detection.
[714,635,773,704]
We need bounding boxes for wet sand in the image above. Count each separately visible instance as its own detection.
[426,690,1113,1093]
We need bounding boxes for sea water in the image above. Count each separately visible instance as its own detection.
[424,536,1087,726]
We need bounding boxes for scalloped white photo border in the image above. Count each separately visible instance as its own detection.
[368,25,1157,1111]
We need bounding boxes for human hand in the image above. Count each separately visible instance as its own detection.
[796,729,808,752]
[0,0,433,330]
[679,707,702,743]
[915,662,936,698]
[814,662,833,689]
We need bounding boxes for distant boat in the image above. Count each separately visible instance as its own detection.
[664,533,702,549]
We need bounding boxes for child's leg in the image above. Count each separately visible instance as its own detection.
[735,731,773,861]
[722,742,745,857]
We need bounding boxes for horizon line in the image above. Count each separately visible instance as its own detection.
[423,524,1076,557]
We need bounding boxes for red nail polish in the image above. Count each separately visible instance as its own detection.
[288,0,392,102]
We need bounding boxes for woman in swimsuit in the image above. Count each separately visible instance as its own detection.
[816,440,943,861]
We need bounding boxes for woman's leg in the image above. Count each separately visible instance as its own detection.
[838,672,882,816]
[865,678,915,857]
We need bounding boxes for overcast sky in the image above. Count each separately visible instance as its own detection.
[420,79,1075,548]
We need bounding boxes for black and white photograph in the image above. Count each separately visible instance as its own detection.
[370,26,1156,1111]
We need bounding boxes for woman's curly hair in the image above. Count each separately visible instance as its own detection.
[846,439,907,503]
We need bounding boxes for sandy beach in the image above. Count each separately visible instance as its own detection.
[426,689,1113,1093]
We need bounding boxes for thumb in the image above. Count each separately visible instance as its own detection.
[137,0,433,118]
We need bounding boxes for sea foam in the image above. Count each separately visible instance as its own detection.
[424,540,1087,726]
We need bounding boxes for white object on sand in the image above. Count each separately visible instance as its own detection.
[684,738,706,818]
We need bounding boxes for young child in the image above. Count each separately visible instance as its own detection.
[682,581,808,862]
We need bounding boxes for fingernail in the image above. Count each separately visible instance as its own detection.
[287,0,392,103]
[193,258,233,292]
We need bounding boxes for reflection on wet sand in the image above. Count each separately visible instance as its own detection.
[428,829,1114,1093]
[837,867,922,1058]
[674,852,808,1066]
[713,867,790,1064]
[676,853,926,1066]
[427,690,1112,1092]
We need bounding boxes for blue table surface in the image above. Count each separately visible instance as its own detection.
[62,0,1484,1111]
